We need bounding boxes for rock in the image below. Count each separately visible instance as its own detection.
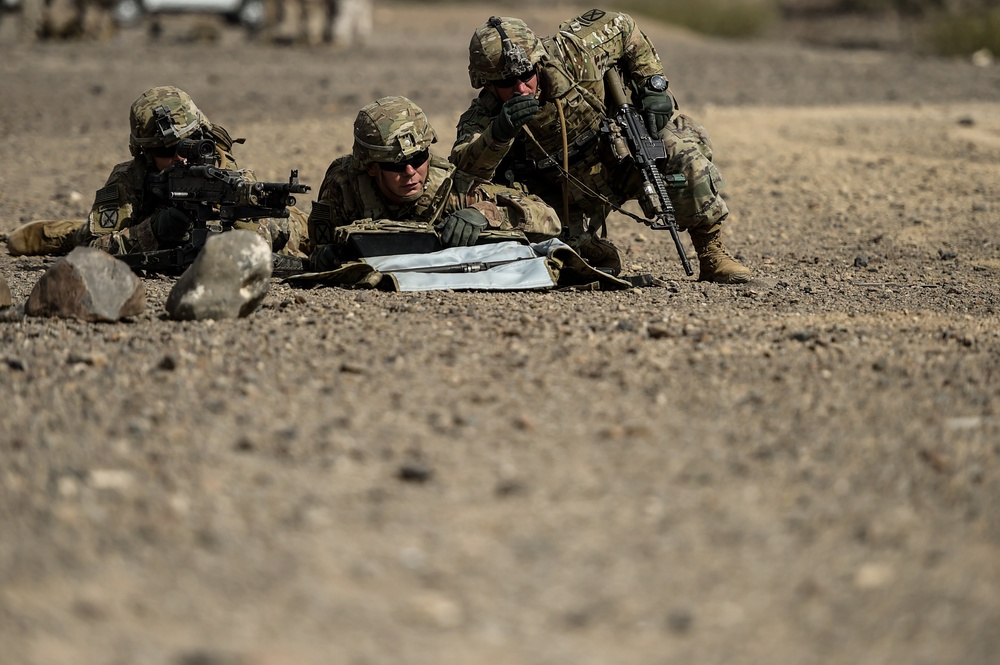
[398,462,433,483]
[971,48,994,68]
[854,562,895,590]
[0,274,11,308]
[165,231,272,321]
[25,247,145,322]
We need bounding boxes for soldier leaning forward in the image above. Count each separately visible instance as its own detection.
[6,86,309,259]
[451,9,752,283]
[307,95,561,271]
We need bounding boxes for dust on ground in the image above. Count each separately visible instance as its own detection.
[1,3,999,664]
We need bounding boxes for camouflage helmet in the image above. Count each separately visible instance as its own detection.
[469,16,546,89]
[352,96,437,170]
[128,86,210,157]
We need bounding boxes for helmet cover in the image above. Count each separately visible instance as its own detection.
[468,16,545,89]
[352,96,437,169]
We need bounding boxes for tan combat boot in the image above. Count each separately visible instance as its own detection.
[690,229,751,284]
[6,220,82,256]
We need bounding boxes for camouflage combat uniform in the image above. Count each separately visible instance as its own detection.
[308,153,561,246]
[308,95,560,253]
[79,125,310,258]
[7,86,309,259]
[77,87,310,258]
[452,9,749,281]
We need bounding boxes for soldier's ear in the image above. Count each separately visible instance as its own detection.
[367,164,380,177]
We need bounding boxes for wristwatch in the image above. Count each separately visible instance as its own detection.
[645,74,667,93]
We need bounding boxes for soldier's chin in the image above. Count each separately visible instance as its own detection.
[396,186,424,203]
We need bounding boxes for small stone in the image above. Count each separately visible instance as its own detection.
[89,469,134,491]
[398,462,433,483]
[0,274,12,308]
[854,562,894,589]
[647,323,675,339]
[971,48,993,67]
[406,592,463,629]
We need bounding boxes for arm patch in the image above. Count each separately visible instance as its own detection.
[577,9,607,26]
[93,183,120,207]
[309,201,335,245]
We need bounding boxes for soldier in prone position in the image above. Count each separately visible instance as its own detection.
[451,10,752,283]
[7,86,310,261]
[307,95,561,271]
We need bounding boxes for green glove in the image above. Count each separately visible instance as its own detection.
[492,94,539,143]
[150,207,193,245]
[310,243,341,272]
[639,88,674,135]
[436,208,489,247]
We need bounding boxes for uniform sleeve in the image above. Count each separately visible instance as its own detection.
[558,10,664,91]
[452,175,562,242]
[306,158,357,247]
[79,163,160,255]
[449,95,512,181]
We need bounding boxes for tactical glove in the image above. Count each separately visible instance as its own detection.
[492,94,539,143]
[150,207,193,245]
[309,243,341,272]
[639,88,674,136]
[436,207,489,247]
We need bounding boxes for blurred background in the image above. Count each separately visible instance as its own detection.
[1,0,998,59]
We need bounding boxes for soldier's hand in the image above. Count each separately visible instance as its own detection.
[639,89,674,136]
[310,243,341,272]
[436,208,489,247]
[150,207,193,245]
[492,94,539,143]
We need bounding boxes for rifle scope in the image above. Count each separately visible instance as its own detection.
[175,138,217,166]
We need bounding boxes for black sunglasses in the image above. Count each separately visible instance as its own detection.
[148,144,179,159]
[494,69,537,89]
[378,149,429,173]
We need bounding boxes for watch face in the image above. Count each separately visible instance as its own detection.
[648,75,667,92]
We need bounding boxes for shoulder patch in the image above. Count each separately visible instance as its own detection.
[94,183,123,229]
[309,201,335,245]
[98,208,118,229]
[577,9,606,26]
[93,183,120,207]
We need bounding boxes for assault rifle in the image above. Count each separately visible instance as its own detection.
[601,69,694,276]
[119,137,310,276]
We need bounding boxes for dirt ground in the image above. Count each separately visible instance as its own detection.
[2,2,999,664]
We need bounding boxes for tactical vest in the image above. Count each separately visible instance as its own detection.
[354,154,455,224]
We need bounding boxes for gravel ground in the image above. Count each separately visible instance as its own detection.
[2,3,999,664]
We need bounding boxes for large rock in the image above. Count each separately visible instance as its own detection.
[165,230,272,321]
[25,247,145,322]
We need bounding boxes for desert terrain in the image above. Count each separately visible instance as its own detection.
[1,2,999,664]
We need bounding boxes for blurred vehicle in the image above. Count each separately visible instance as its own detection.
[111,0,265,29]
